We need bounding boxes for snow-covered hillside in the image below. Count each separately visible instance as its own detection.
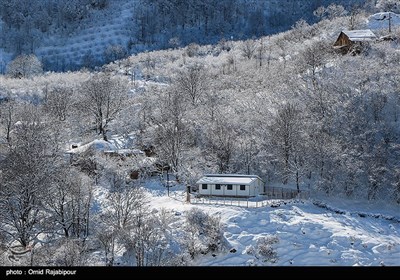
[2,1,400,268]
[117,183,400,266]
[0,0,365,72]
[5,181,397,266]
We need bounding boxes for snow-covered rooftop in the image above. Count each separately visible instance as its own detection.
[66,139,117,154]
[342,29,377,42]
[197,174,261,185]
[103,149,144,156]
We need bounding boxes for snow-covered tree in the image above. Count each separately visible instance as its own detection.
[114,187,173,266]
[207,117,237,174]
[0,105,53,247]
[146,85,191,173]
[240,39,257,60]
[313,4,347,21]
[106,174,148,231]
[44,166,92,238]
[376,0,400,13]
[269,103,306,190]
[0,95,17,144]
[175,63,207,106]
[79,73,128,141]
[96,227,118,266]
[6,54,42,79]
[44,85,74,122]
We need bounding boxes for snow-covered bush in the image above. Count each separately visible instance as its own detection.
[183,208,224,258]
[243,235,279,264]
[256,235,279,263]
[30,238,89,266]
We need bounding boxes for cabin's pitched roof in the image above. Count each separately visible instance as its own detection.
[342,29,377,42]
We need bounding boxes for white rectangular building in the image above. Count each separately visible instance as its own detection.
[196,174,264,197]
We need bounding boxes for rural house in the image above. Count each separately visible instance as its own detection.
[196,174,264,197]
[333,29,377,54]
[65,139,156,180]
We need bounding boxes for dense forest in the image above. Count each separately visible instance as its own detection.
[0,0,399,266]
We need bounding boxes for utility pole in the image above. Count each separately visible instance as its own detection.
[186,185,191,203]
[258,38,264,68]
[166,165,170,197]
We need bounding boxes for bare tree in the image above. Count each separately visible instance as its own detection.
[325,4,347,20]
[116,186,149,266]
[44,85,73,121]
[148,86,191,173]
[269,103,305,190]
[80,73,128,140]
[255,38,267,68]
[237,136,259,175]
[393,169,400,204]
[100,175,151,266]
[104,181,175,266]
[313,6,326,22]
[207,117,237,173]
[240,39,257,60]
[0,105,53,247]
[175,64,207,106]
[96,227,118,266]
[130,208,173,266]
[44,166,92,239]
[313,4,347,21]
[106,174,148,230]
[377,0,400,13]
[347,5,365,30]
[297,40,332,92]
[0,231,7,266]
[275,35,289,69]
[0,95,17,144]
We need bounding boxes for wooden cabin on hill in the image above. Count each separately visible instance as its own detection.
[333,29,377,54]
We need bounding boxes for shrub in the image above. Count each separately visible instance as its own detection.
[256,235,279,263]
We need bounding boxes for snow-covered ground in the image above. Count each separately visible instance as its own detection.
[367,12,400,32]
[136,181,400,266]
[2,173,399,267]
